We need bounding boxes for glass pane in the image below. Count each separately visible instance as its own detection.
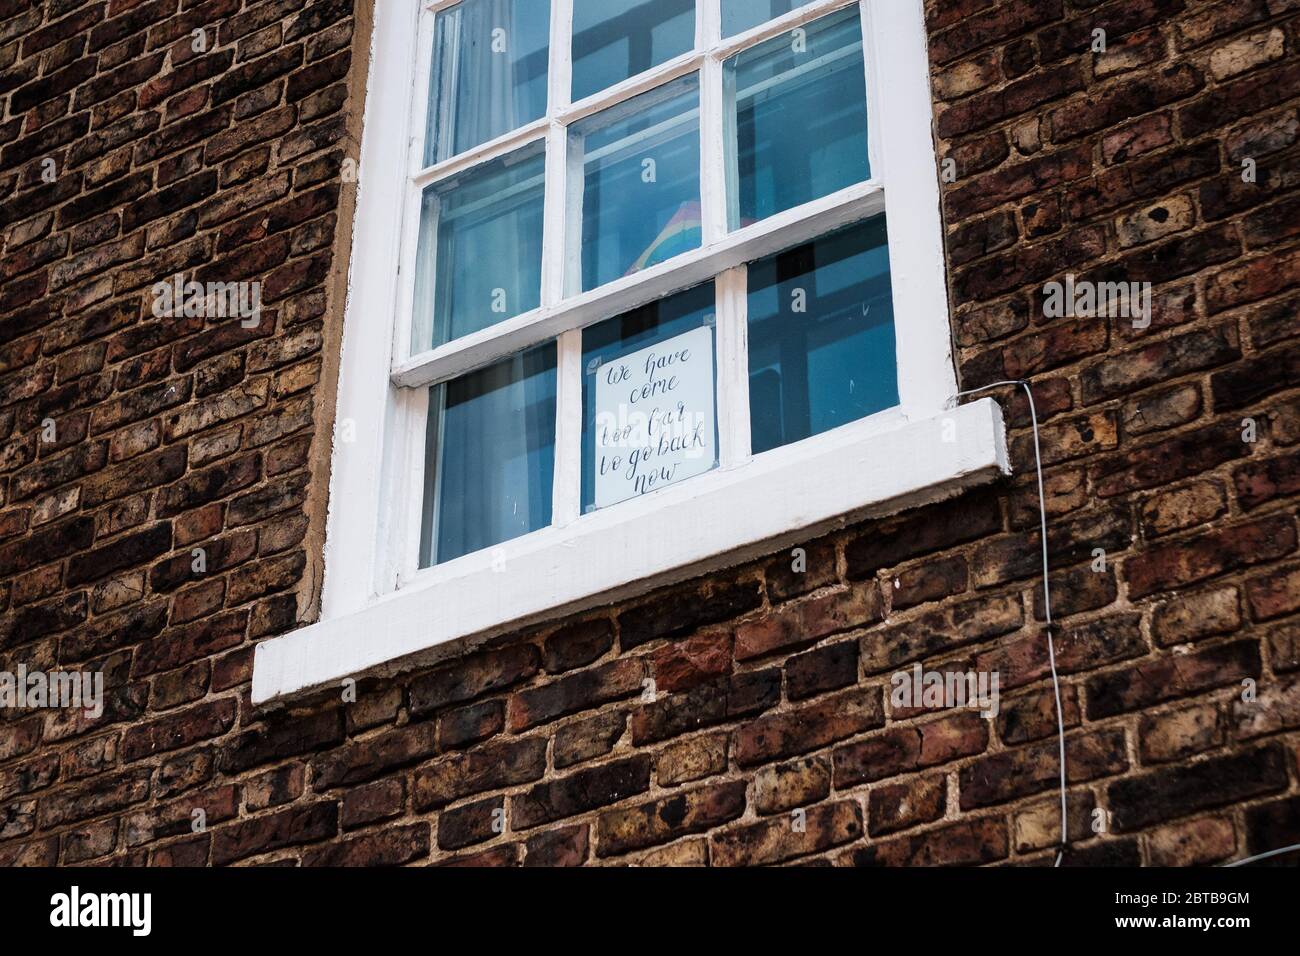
[722,0,817,38]
[571,76,701,293]
[426,0,551,164]
[571,0,695,102]
[411,144,545,352]
[582,283,718,512]
[419,343,557,567]
[747,216,897,455]
[726,7,869,230]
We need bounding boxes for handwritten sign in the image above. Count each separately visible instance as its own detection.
[593,325,715,509]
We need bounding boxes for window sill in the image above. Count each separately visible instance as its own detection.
[251,398,1009,704]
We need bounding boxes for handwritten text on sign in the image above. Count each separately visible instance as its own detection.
[594,325,715,508]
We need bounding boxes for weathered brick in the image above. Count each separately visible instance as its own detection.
[523,823,589,866]
[436,796,503,851]
[1232,674,1300,740]
[733,687,884,768]
[541,618,613,673]
[958,729,1128,809]
[617,574,763,651]
[1139,703,1224,763]
[596,781,747,857]
[785,639,859,701]
[631,669,781,745]
[754,757,832,816]
[1108,744,1288,831]
[1086,640,1261,719]
[312,719,439,791]
[340,778,405,830]
[409,644,541,716]
[1151,585,1242,645]
[554,710,626,769]
[867,774,946,837]
[711,800,862,866]
[1125,514,1296,598]
[412,737,548,810]
[1146,815,1237,866]
[511,755,652,830]
[833,712,989,787]
[654,733,729,787]
[508,658,646,731]
[734,583,881,661]
[212,801,338,865]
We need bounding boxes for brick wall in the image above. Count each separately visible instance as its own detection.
[0,0,1297,867]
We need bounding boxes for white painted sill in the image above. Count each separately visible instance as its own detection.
[251,398,1010,704]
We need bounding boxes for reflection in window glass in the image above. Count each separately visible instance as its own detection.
[581,283,718,512]
[426,0,551,165]
[721,0,818,38]
[419,343,557,566]
[726,8,869,230]
[747,216,897,455]
[411,144,545,352]
[571,0,695,102]
[572,76,701,293]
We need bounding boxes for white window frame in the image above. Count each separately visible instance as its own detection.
[251,0,1009,704]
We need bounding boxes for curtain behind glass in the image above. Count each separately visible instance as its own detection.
[421,344,557,567]
[427,0,551,165]
[411,146,546,352]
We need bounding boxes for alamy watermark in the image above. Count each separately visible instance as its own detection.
[890,663,1000,718]
[152,273,262,328]
[50,887,150,936]
[0,665,103,718]
[1042,273,1151,329]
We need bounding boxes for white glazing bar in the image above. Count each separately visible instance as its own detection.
[858,0,887,184]
[388,385,431,590]
[548,0,573,115]
[699,0,726,246]
[714,265,751,468]
[697,0,719,49]
[558,50,704,126]
[552,328,583,528]
[540,123,569,309]
[541,0,573,308]
[411,119,550,189]
[392,180,885,388]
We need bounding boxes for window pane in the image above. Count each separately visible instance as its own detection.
[420,343,557,567]
[411,144,545,352]
[571,0,695,102]
[726,8,869,230]
[721,0,817,38]
[572,76,701,293]
[426,0,551,164]
[582,283,717,512]
[747,216,897,455]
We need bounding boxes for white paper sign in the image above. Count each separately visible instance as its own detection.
[593,325,715,509]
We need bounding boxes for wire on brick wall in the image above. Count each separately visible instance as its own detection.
[954,382,1300,870]
[1223,844,1300,867]
[951,380,1069,867]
